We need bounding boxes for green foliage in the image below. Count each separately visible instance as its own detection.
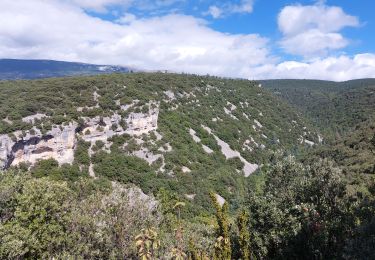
[31,159,84,181]
[0,177,73,259]
[262,79,375,139]
[312,121,375,176]
[0,172,160,259]
[210,192,231,260]
[246,156,355,259]
[0,73,374,259]
[74,139,91,166]
[0,72,320,214]
[237,210,251,260]
[343,188,375,259]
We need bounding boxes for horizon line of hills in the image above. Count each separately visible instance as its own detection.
[1,58,375,83]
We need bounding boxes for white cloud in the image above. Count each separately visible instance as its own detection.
[278,4,359,57]
[260,54,375,81]
[207,6,223,19]
[280,30,349,57]
[0,0,374,81]
[116,13,137,24]
[0,0,271,77]
[206,0,254,19]
[67,0,132,12]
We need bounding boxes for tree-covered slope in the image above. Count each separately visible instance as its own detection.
[0,73,318,213]
[1,73,374,259]
[261,79,375,138]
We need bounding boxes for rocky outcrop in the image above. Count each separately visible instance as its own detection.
[1,102,160,170]
[126,106,159,136]
[202,125,258,177]
[0,123,77,169]
[22,113,48,124]
[0,135,15,169]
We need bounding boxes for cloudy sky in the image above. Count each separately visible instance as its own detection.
[1,0,374,81]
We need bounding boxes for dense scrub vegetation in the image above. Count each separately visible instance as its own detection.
[0,73,374,258]
[1,73,317,214]
[1,156,374,259]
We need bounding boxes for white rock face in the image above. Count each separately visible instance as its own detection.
[126,106,159,136]
[1,101,162,170]
[182,166,191,173]
[185,194,196,200]
[22,113,48,124]
[164,90,175,101]
[202,126,258,177]
[158,143,172,152]
[81,103,159,143]
[254,119,263,128]
[226,101,237,111]
[108,182,158,211]
[189,128,213,154]
[81,114,124,143]
[132,148,162,165]
[224,107,238,120]
[243,139,253,152]
[202,144,214,154]
[89,163,95,178]
[215,194,226,207]
[189,128,201,143]
[304,139,315,146]
[0,135,15,169]
[0,123,77,169]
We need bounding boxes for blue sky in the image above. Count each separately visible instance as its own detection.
[0,0,375,80]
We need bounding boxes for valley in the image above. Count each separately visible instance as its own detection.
[0,72,374,259]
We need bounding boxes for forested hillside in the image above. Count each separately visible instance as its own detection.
[0,73,374,259]
[261,79,375,138]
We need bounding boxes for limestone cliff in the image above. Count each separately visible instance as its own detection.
[0,103,160,170]
[0,123,76,169]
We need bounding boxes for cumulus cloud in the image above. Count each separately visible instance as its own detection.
[0,0,271,77]
[0,0,374,81]
[278,3,359,57]
[261,54,375,81]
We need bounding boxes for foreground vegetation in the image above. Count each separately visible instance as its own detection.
[1,155,374,259]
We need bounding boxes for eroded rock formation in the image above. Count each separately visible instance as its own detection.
[0,103,160,170]
[0,123,77,169]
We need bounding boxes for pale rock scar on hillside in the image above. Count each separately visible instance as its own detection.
[201,125,258,177]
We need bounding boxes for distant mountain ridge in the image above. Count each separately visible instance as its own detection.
[0,59,131,80]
